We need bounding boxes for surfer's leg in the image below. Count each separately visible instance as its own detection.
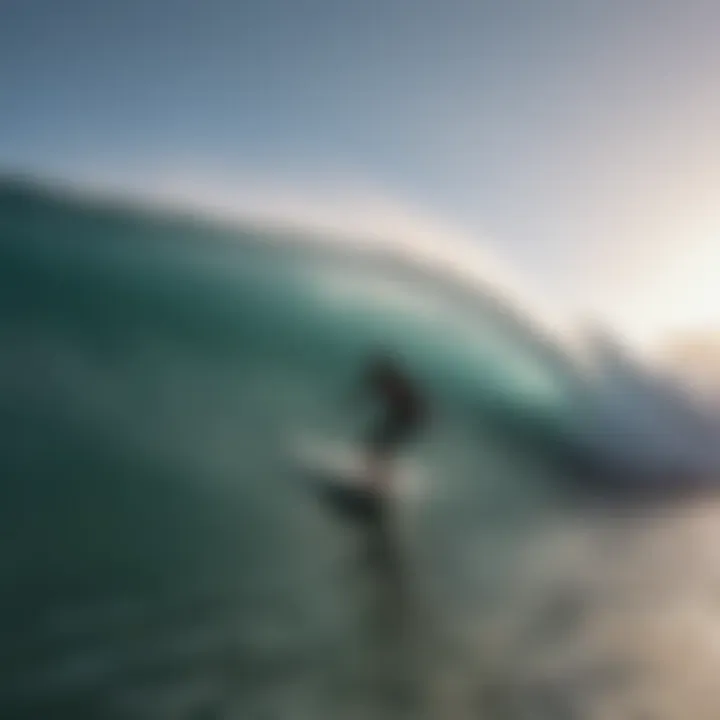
[364,427,382,494]
[366,450,392,495]
[365,415,402,494]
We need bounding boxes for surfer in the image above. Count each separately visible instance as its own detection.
[358,353,427,699]
[360,353,426,496]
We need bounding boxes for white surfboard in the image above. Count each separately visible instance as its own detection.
[296,438,363,480]
[293,436,421,494]
[291,436,423,523]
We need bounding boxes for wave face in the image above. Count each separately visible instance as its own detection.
[2,178,720,719]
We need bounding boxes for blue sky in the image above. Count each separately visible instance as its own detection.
[3,0,720,348]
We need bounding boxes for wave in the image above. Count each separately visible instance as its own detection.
[2,174,720,719]
[2,174,718,485]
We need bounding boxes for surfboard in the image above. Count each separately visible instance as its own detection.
[292,437,419,525]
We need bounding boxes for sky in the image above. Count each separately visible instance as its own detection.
[3,0,720,352]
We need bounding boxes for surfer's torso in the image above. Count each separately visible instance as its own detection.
[364,360,425,453]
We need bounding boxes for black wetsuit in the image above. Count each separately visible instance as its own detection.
[365,367,425,455]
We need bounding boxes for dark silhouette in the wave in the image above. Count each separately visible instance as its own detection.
[359,352,427,497]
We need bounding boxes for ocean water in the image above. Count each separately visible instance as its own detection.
[2,179,720,719]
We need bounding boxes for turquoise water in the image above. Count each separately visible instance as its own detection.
[2,179,719,719]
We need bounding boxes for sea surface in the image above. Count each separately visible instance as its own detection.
[2,179,720,719]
